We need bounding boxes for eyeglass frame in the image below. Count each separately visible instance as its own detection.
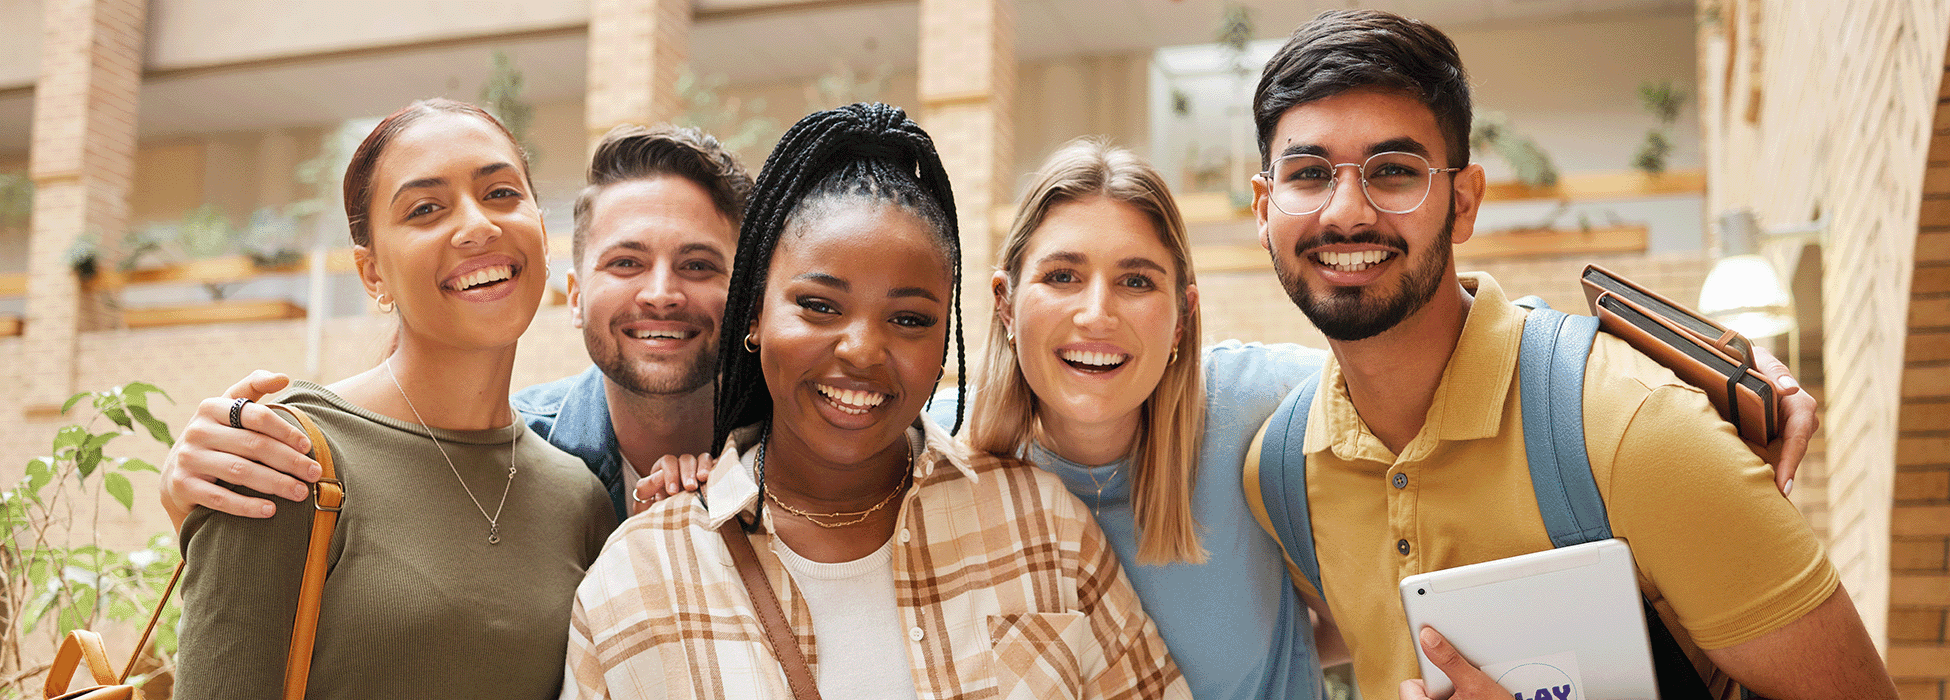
[1255,151,1464,216]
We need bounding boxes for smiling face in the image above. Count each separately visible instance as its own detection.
[570,176,736,396]
[755,200,952,468]
[356,111,547,351]
[1254,88,1483,342]
[1003,196,1188,440]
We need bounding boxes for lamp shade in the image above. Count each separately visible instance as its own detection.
[1698,254,1795,339]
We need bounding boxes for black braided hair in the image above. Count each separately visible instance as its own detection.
[713,104,967,505]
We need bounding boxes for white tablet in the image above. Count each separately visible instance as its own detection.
[1398,538,1658,700]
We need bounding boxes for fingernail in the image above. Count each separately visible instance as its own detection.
[310,463,322,480]
[300,437,313,452]
[260,503,276,517]
[1778,375,1800,391]
[293,486,310,501]
[1419,627,1441,648]
[1784,478,1794,496]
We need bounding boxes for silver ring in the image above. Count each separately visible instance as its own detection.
[228,397,252,430]
[630,489,650,505]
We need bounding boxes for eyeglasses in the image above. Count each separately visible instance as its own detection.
[1258,151,1462,216]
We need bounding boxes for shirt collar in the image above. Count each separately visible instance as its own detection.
[1309,271,1526,461]
[700,414,980,531]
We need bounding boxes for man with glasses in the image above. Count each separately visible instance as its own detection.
[1248,10,1895,700]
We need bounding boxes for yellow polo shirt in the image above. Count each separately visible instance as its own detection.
[1276,273,1836,700]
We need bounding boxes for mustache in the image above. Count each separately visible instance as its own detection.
[611,310,717,333]
[1292,228,1411,256]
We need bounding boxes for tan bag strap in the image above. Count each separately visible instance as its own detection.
[717,520,821,700]
[261,403,343,700]
[45,631,119,696]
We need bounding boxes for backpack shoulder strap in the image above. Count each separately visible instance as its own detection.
[1245,370,1326,599]
[1515,300,1613,546]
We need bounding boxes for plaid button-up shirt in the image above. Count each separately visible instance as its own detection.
[561,420,1189,700]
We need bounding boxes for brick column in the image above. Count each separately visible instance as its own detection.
[918,0,1014,371]
[585,0,689,150]
[1893,64,1950,694]
[23,0,145,407]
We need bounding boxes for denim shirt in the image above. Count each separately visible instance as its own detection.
[512,366,631,523]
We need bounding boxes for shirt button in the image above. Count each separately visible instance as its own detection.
[900,528,912,544]
[1397,539,1411,555]
[909,627,925,641]
[1392,473,1408,489]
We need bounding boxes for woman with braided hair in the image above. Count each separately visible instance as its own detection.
[561,103,1187,700]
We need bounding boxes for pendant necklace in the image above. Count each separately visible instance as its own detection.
[386,358,517,544]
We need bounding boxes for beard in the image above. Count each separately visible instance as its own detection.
[583,313,720,396]
[1274,203,1455,342]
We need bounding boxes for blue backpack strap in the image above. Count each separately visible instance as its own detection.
[1256,371,1326,596]
[1515,299,1613,547]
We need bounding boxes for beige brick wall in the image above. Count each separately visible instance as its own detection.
[585,0,689,148]
[1893,84,1950,697]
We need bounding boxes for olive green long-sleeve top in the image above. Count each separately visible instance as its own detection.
[176,382,616,699]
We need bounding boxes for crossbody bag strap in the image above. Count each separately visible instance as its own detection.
[260,403,344,700]
[717,520,821,700]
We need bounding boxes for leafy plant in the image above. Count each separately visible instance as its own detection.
[806,60,892,111]
[480,50,538,166]
[1,383,180,697]
[1471,112,1560,187]
[0,173,31,229]
[678,68,776,153]
[1633,81,1687,175]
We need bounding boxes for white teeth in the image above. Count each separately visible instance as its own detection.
[625,329,688,340]
[1315,251,1392,273]
[1059,349,1127,367]
[816,384,887,413]
[453,265,514,290]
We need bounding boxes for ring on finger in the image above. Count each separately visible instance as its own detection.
[228,398,253,430]
[631,489,650,504]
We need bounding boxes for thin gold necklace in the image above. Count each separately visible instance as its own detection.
[385,358,517,544]
[758,429,915,529]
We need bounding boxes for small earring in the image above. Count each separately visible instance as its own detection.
[375,293,393,313]
[1005,329,1015,345]
[1168,346,1180,365]
[743,333,759,353]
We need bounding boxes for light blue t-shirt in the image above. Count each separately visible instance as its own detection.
[928,340,1329,700]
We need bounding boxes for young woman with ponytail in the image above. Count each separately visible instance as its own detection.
[561,103,1187,700]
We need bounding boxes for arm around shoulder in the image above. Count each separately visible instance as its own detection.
[173,494,323,699]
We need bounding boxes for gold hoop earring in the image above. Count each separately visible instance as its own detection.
[743,333,759,353]
[1168,346,1180,365]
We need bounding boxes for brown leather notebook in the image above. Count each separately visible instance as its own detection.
[1581,264,1779,446]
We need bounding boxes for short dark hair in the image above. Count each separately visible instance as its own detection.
[571,124,753,266]
[1253,9,1472,169]
[343,98,532,248]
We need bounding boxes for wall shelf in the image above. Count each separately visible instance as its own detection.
[123,299,306,329]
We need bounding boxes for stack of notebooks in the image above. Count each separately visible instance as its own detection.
[1580,264,1780,446]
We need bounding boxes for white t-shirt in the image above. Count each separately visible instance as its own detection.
[773,534,919,700]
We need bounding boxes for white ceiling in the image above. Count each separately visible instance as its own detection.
[0,0,1691,156]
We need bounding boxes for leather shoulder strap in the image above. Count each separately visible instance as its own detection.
[260,403,343,700]
[1249,371,1326,599]
[1516,303,1613,546]
[718,521,821,700]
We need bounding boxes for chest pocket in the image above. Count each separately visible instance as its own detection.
[987,611,1093,700]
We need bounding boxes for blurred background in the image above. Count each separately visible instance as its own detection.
[0,0,1944,696]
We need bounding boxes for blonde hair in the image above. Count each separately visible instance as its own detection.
[969,137,1207,565]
